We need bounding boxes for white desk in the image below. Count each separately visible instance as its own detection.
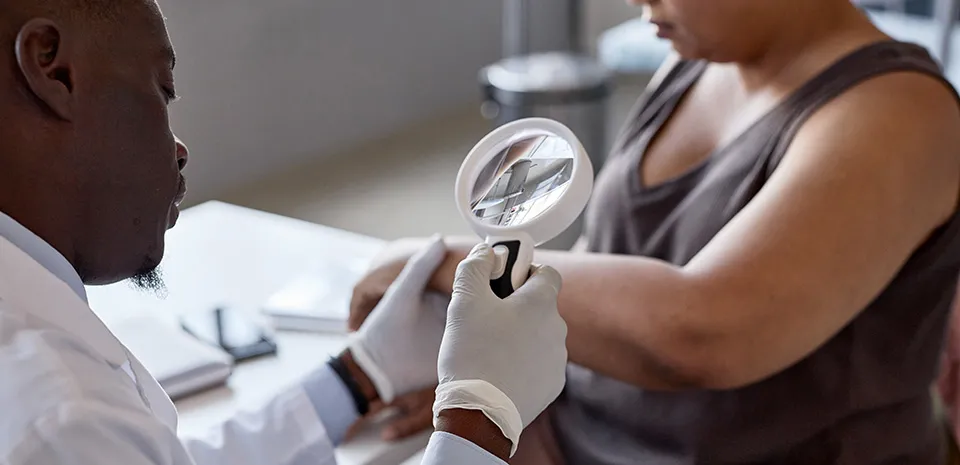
[86,201,430,465]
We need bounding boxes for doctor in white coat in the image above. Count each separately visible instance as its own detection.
[0,0,569,464]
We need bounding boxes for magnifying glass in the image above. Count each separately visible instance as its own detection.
[455,117,594,298]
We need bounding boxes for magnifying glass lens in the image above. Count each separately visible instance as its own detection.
[470,134,576,229]
[457,118,593,298]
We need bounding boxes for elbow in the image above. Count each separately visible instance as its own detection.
[668,340,753,391]
[633,328,731,390]
[628,307,758,391]
[659,276,779,390]
[604,269,767,390]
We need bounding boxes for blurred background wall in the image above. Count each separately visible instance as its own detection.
[584,1,637,53]
[166,0,955,219]
[908,0,950,14]
[163,0,571,202]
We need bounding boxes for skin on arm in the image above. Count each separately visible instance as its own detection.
[426,71,960,390]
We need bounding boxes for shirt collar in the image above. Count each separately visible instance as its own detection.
[0,235,128,368]
[0,212,87,303]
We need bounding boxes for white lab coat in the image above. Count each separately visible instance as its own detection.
[0,225,507,465]
[0,237,336,465]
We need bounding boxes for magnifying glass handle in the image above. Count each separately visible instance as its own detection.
[487,237,535,299]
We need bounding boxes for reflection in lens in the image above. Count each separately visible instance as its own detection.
[470,133,575,227]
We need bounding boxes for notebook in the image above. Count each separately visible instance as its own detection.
[111,315,234,400]
[262,260,369,333]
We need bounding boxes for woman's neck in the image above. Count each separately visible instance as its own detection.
[735,2,885,92]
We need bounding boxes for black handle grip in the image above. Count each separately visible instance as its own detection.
[490,240,521,299]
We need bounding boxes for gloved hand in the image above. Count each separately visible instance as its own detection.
[348,236,451,403]
[433,243,568,457]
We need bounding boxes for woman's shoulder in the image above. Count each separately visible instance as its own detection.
[796,39,959,137]
[761,37,960,169]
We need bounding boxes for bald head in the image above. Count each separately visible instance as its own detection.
[0,0,165,99]
[0,0,139,43]
[0,0,142,20]
[0,0,189,289]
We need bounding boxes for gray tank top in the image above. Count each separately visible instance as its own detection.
[551,41,960,464]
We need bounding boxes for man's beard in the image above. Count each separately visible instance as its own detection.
[129,263,168,298]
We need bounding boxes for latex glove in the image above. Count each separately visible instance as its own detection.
[433,243,567,457]
[348,236,451,403]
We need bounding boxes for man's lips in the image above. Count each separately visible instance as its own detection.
[169,177,187,229]
[173,177,187,207]
[169,205,181,229]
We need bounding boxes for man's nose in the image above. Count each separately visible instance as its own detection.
[174,135,189,171]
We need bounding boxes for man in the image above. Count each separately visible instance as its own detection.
[0,0,568,464]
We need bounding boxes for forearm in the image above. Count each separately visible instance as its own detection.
[435,409,511,461]
[429,242,711,390]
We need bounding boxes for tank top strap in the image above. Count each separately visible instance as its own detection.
[764,40,958,176]
[611,59,708,156]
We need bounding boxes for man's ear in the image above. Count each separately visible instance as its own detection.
[14,18,75,121]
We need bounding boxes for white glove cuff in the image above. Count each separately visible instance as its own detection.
[432,380,523,457]
[346,334,396,403]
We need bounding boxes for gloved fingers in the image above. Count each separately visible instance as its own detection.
[509,264,562,304]
[452,243,496,296]
[389,235,447,296]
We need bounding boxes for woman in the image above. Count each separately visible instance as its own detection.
[351,0,960,463]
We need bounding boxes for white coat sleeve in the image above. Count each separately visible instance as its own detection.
[13,364,353,465]
[183,363,514,465]
[14,389,340,465]
[420,432,509,465]
[180,364,353,465]
[12,368,508,465]
[15,371,345,465]
[16,399,197,465]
